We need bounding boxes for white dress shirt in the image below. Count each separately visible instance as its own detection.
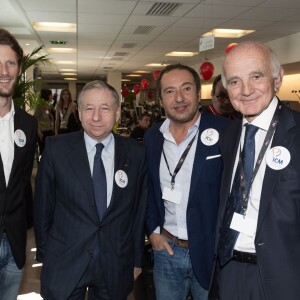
[159,115,200,240]
[84,132,115,207]
[234,97,278,253]
[0,102,15,186]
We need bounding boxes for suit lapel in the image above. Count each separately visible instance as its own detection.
[67,132,94,202]
[8,108,23,187]
[256,106,296,232]
[189,113,215,199]
[152,130,164,192]
[105,134,130,216]
[219,120,242,221]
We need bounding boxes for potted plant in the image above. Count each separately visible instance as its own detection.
[13,46,51,112]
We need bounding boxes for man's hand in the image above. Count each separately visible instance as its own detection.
[134,267,142,281]
[149,232,174,256]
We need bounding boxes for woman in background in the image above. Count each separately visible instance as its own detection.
[55,88,80,134]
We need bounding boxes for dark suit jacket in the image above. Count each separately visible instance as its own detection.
[209,102,300,300]
[144,111,229,290]
[0,106,37,268]
[34,131,148,300]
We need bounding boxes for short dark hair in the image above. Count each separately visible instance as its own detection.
[156,64,201,99]
[138,113,150,121]
[0,28,23,68]
[40,88,52,101]
[212,74,222,95]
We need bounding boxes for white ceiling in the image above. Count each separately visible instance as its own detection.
[2,0,300,84]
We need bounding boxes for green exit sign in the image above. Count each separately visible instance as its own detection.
[50,41,67,45]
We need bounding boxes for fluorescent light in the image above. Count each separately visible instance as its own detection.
[134,70,150,74]
[32,22,76,33]
[146,63,169,67]
[56,61,76,65]
[126,74,142,77]
[165,51,198,57]
[48,48,76,53]
[30,248,36,252]
[32,263,43,268]
[203,29,255,38]
[60,69,77,72]
[64,78,77,81]
[61,72,77,76]
[121,79,131,82]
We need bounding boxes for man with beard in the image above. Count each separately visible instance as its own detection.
[144,64,228,299]
[0,28,38,299]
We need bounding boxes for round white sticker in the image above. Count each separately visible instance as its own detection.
[200,128,219,146]
[266,146,291,170]
[14,129,26,147]
[115,170,128,188]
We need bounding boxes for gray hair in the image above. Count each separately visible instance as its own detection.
[77,80,120,107]
[221,41,283,88]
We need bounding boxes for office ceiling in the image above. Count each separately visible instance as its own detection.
[2,0,300,85]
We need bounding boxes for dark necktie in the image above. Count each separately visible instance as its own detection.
[93,143,107,221]
[218,124,258,266]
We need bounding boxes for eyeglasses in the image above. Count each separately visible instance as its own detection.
[216,94,230,102]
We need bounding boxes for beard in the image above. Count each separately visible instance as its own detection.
[0,79,16,98]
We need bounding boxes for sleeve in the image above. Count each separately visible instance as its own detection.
[132,146,148,267]
[33,137,56,262]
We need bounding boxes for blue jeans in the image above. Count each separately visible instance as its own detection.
[0,234,23,300]
[153,236,208,300]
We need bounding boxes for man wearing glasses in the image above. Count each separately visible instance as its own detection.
[207,74,239,119]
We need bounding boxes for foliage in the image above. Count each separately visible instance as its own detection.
[13,46,51,111]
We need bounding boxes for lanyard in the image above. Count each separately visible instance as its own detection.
[163,129,199,191]
[238,102,281,216]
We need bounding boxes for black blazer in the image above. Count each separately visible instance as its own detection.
[34,131,148,300]
[0,106,37,268]
[210,102,300,300]
[144,112,229,289]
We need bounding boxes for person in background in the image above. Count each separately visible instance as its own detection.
[130,113,151,142]
[34,80,147,300]
[209,41,300,300]
[34,88,55,154]
[0,28,38,300]
[55,88,79,134]
[144,64,228,300]
[207,74,238,119]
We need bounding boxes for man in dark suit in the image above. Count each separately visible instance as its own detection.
[0,28,38,299]
[34,80,147,300]
[144,64,228,300]
[209,41,300,300]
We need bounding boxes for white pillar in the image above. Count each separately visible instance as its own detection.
[107,71,122,101]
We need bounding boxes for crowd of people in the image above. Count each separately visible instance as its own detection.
[0,26,300,300]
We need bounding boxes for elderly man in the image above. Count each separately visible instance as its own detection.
[210,41,300,300]
[34,80,147,300]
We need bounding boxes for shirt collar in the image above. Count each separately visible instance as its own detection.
[242,96,278,131]
[159,114,201,143]
[0,100,15,121]
[84,132,113,154]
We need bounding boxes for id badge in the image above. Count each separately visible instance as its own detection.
[230,212,257,238]
[162,186,182,204]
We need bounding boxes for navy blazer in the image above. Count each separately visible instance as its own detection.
[144,111,229,290]
[34,131,148,300]
[0,106,37,269]
[210,102,300,300]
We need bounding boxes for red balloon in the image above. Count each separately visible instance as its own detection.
[225,43,238,54]
[133,84,140,95]
[153,70,161,80]
[140,79,149,90]
[199,62,214,81]
[147,91,153,100]
[121,85,129,97]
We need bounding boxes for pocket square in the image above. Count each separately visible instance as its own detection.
[206,154,221,160]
